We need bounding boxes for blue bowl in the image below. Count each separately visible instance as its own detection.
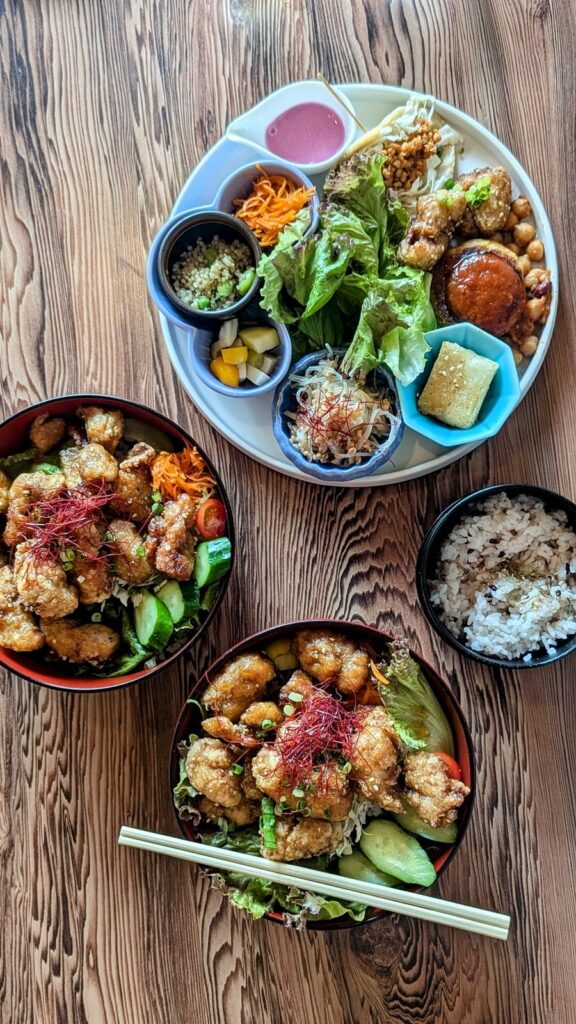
[214,159,320,239]
[396,323,521,448]
[190,317,292,399]
[272,349,405,482]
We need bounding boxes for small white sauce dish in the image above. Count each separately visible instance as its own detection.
[226,80,358,176]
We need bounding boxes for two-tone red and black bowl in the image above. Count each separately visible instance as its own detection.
[169,619,475,931]
[0,395,235,692]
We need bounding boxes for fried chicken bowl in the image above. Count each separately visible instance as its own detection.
[170,620,474,930]
[0,396,234,691]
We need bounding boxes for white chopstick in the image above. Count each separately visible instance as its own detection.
[118,826,510,940]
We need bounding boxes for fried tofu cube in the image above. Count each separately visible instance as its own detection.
[417,341,498,429]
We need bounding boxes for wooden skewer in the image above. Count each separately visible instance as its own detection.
[316,73,368,132]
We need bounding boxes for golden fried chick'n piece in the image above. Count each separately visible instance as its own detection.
[41,618,120,665]
[0,470,10,513]
[397,189,467,271]
[202,716,260,747]
[278,669,316,705]
[185,737,243,809]
[292,630,369,695]
[13,541,79,620]
[109,442,155,522]
[346,706,403,813]
[202,652,276,721]
[251,747,353,821]
[240,758,262,802]
[4,471,66,547]
[0,566,45,651]
[107,519,155,585]
[60,443,119,489]
[76,406,124,453]
[240,701,284,729]
[29,413,67,454]
[456,166,512,237]
[403,751,470,829]
[145,494,196,581]
[197,795,259,827]
[262,817,343,862]
[71,521,113,604]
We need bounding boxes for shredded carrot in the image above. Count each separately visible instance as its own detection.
[233,166,316,247]
[151,447,216,502]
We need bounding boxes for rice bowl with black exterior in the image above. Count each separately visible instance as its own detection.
[417,484,576,669]
[170,619,475,931]
[0,395,235,692]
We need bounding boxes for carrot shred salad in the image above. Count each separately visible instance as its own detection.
[233,167,315,247]
[151,447,215,502]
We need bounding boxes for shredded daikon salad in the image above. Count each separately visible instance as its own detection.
[286,352,401,465]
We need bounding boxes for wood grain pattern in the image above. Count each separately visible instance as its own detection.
[1,0,575,1020]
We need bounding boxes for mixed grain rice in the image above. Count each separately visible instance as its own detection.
[429,492,576,661]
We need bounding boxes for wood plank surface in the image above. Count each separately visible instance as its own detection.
[1,0,575,1021]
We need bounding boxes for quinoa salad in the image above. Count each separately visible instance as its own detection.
[171,235,255,311]
[429,492,576,661]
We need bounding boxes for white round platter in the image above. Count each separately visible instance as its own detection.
[159,84,558,488]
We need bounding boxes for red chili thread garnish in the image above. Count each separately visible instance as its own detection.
[275,688,360,788]
[22,481,112,565]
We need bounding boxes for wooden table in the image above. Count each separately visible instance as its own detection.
[1,1,575,1020]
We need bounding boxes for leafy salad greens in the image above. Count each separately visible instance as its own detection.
[257,147,436,385]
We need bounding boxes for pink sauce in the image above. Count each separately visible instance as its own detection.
[265,102,345,164]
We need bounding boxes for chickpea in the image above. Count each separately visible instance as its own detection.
[518,254,532,276]
[513,348,524,366]
[524,268,541,290]
[527,296,546,321]
[520,335,538,357]
[505,211,519,230]
[507,243,520,256]
[512,196,532,219]
[491,232,504,243]
[513,222,536,248]
[526,239,544,262]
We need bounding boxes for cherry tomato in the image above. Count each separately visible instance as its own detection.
[195,498,227,540]
[435,752,462,781]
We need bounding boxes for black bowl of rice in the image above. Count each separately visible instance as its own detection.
[416,484,576,669]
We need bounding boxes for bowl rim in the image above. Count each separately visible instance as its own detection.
[0,393,236,692]
[396,323,522,449]
[168,617,476,931]
[416,482,576,669]
[271,348,405,481]
[157,209,262,321]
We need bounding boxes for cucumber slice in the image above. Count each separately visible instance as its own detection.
[338,850,399,887]
[359,820,437,886]
[274,652,299,672]
[200,582,220,613]
[194,537,232,588]
[156,580,200,624]
[265,637,291,659]
[133,591,174,652]
[393,801,458,844]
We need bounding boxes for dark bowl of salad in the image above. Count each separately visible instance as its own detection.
[272,349,405,482]
[0,395,234,692]
[170,619,475,930]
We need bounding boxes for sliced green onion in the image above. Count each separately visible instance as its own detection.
[292,787,305,798]
[260,718,275,731]
[288,691,303,703]
[91,612,102,623]
[151,502,164,515]
[259,797,277,850]
[135,545,146,557]
[282,704,294,717]
[151,491,163,503]
[230,763,244,776]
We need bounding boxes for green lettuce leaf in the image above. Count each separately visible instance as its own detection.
[173,735,199,813]
[378,641,454,754]
[323,147,388,260]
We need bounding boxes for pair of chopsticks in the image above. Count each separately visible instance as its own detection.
[118,826,510,940]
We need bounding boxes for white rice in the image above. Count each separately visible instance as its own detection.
[429,492,576,661]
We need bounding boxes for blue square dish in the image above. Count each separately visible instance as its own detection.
[396,322,521,448]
